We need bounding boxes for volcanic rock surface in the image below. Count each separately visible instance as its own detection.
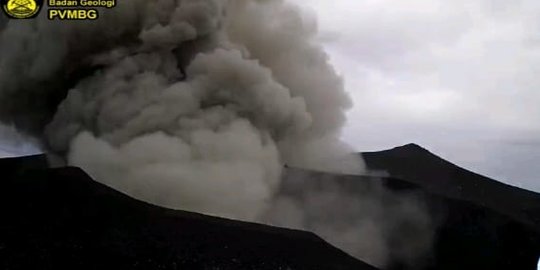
[362,144,540,269]
[0,156,376,270]
[1,144,539,270]
[269,144,540,269]
[363,143,540,228]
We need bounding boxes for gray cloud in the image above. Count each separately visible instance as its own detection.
[0,124,40,157]
[296,0,540,191]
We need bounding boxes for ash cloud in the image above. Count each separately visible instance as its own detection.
[0,0,362,220]
[263,169,434,268]
[0,0,434,266]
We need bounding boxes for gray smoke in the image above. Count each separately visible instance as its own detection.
[0,0,434,267]
[264,168,434,268]
[0,0,363,220]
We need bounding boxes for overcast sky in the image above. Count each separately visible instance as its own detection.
[292,0,540,192]
[0,0,538,192]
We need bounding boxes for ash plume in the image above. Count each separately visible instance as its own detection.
[0,0,363,220]
[263,169,434,268]
[0,0,438,267]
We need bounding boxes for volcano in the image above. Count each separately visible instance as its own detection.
[0,156,375,270]
[360,144,540,269]
[1,144,539,270]
[363,143,540,228]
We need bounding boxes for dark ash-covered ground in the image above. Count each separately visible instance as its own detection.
[1,144,539,270]
[0,158,375,270]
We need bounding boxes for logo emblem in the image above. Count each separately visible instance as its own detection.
[2,0,43,19]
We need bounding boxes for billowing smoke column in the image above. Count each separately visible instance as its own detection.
[0,0,363,220]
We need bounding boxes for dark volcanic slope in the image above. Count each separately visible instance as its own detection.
[0,154,48,179]
[363,143,540,229]
[280,167,540,270]
[2,145,539,270]
[358,144,540,270]
[0,159,376,270]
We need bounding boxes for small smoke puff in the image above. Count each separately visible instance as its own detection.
[280,135,365,175]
